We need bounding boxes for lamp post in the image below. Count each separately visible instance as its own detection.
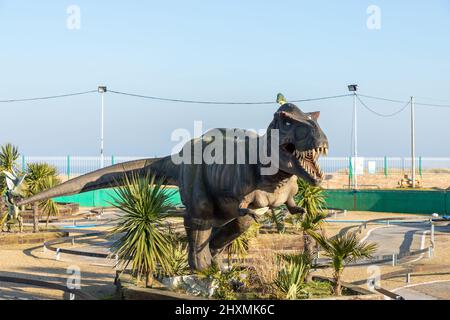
[410,96,416,188]
[348,84,358,189]
[98,86,107,168]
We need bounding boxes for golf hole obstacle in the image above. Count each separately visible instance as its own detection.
[0,275,95,300]
[44,232,110,259]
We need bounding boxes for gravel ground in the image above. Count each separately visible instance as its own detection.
[0,209,449,300]
[0,226,117,300]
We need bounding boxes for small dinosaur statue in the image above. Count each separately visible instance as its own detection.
[2,169,26,232]
[18,94,328,270]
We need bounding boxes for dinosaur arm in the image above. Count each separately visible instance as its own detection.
[286,196,305,215]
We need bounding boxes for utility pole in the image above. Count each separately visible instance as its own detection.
[348,84,358,189]
[98,86,107,168]
[411,96,415,188]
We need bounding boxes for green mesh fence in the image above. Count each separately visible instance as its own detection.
[54,188,447,215]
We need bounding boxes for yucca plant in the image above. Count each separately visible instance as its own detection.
[25,163,58,193]
[226,222,260,266]
[273,254,310,300]
[0,143,19,173]
[161,242,190,277]
[25,163,61,230]
[0,143,20,212]
[198,263,248,300]
[110,173,174,287]
[37,177,60,228]
[277,251,312,267]
[309,231,377,296]
[299,210,328,256]
[296,179,326,214]
[295,179,328,262]
[262,208,286,233]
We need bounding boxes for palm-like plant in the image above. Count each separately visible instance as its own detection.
[299,210,328,256]
[262,208,286,233]
[25,163,58,193]
[162,242,190,277]
[198,263,248,300]
[295,179,327,257]
[0,143,19,173]
[0,143,20,214]
[36,177,60,227]
[273,253,311,299]
[110,173,174,287]
[226,222,260,265]
[309,231,377,296]
[25,163,61,230]
[296,179,326,214]
[277,251,312,267]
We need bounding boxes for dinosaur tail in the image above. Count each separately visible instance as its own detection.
[18,156,179,206]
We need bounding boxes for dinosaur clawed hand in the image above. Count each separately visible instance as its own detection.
[290,206,306,215]
[238,207,269,222]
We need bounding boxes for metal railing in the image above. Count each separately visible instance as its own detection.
[17,155,450,178]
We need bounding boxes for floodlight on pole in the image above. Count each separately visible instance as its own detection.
[348,84,358,189]
[348,84,358,92]
[98,86,107,168]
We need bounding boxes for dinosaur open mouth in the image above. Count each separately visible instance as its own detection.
[281,143,328,179]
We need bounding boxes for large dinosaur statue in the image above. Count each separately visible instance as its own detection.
[18,94,328,270]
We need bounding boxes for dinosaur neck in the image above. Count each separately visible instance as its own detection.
[256,130,295,185]
[257,166,294,186]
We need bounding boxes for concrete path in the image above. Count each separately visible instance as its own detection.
[367,223,426,257]
[394,281,450,300]
[362,222,450,300]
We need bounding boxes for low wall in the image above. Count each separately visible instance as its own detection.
[54,187,449,215]
[324,189,449,214]
[0,231,69,246]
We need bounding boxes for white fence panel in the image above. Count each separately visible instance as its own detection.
[20,156,450,177]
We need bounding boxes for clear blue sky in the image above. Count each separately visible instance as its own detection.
[0,0,449,156]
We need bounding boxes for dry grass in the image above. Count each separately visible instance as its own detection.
[248,250,281,297]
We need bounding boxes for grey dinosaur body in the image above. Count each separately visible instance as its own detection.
[19,100,328,270]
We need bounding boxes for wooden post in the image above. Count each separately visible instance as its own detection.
[33,202,39,233]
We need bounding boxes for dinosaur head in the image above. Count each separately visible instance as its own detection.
[268,96,328,185]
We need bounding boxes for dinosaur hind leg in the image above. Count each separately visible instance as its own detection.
[184,215,213,271]
[209,215,254,259]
